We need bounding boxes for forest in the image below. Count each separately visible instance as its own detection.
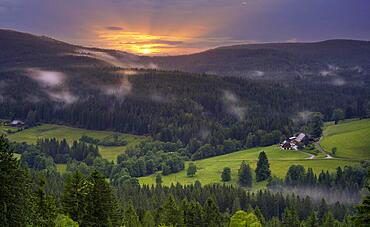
[1,136,369,226]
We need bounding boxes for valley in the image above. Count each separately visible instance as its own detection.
[140,119,367,188]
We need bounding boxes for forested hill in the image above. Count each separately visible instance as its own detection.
[145,39,370,80]
[0,29,370,160]
[0,29,150,69]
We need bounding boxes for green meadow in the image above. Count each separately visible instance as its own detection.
[2,124,149,162]
[139,145,359,188]
[320,119,370,160]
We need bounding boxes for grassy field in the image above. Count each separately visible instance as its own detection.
[2,124,149,162]
[320,119,370,160]
[139,145,359,188]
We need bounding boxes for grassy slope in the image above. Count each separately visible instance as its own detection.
[3,124,149,162]
[139,145,358,188]
[321,119,370,160]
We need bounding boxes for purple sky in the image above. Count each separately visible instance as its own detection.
[1,0,369,55]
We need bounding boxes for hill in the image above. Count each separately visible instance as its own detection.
[320,119,370,160]
[0,29,369,165]
[1,124,149,161]
[145,39,370,82]
[139,145,359,188]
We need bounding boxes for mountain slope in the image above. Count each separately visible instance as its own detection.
[144,39,370,80]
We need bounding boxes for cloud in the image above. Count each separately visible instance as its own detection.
[27,68,65,87]
[25,68,77,104]
[70,49,159,68]
[331,77,346,86]
[100,76,132,98]
[249,70,265,77]
[222,90,246,121]
[319,64,340,77]
[105,26,124,31]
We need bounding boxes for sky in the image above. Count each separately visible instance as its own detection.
[1,0,369,55]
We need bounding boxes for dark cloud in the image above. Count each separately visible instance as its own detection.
[105,26,124,31]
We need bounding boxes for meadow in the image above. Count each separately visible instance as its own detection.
[1,124,149,162]
[320,119,370,160]
[139,145,359,188]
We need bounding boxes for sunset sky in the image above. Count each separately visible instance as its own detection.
[1,0,369,55]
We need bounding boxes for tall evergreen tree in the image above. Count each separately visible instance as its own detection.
[255,151,271,182]
[62,171,88,223]
[33,177,57,227]
[304,212,320,227]
[0,135,33,226]
[238,161,252,187]
[282,209,300,227]
[352,172,370,226]
[123,201,140,227]
[159,195,183,226]
[81,171,116,227]
[142,210,155,227]
[221,167,231,182]
[204,197,223,227]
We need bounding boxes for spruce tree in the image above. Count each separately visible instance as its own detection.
[81,171,115,226]
[221,167,231,182]
[156,174,163,185]
[183,200,205,227]
[0,136,33,226]
[238,161,253,187]
[353,172,370,226]
[255,151,271,182]
[123,201,140,227]
[304,212,320,227]
[33,177,57,227]
[204,197,223,227]
[159,195,183,226]
[282,209,300,227]
[62,171,88,223]
[142,210,155,227]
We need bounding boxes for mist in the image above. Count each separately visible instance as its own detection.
[25,68,77,104]
[270,186,362,205]
[222,90,246,121]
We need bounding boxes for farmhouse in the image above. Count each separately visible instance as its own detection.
[280,133,306,150]
[9,120,25,128]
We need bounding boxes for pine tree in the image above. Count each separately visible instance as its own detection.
[204,197,223,227]
[142,210,155,227]
[123,201,141,227]
[238,161,253,187]
[353,172,370,226]
[221,167,231,182]
[318,198,328,222]
[62,171,88,223]
[0,136,33,226]
[156,174,163,185]
[33,177,57,227]
[159,195,183,226]
[255,151,271,182]
[282,209,300,227]
[304,212,320,227]
[322,212,336,227]
[183,200,205,227]
[81,171,115,226]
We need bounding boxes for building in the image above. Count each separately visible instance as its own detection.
[280,133,306,150]
[9,120,25,128]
